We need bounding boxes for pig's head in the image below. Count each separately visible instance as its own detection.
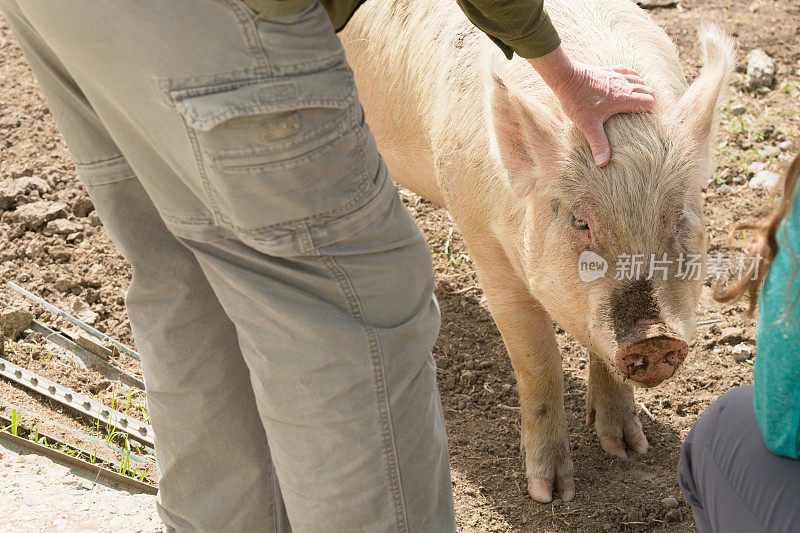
[485,26,735,387]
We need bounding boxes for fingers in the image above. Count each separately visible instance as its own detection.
[629,83,654,96]
[580,120,611,167]
[610,65,642,76]
[622,73,646,85]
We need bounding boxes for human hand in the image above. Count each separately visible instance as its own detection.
[527,47,656,167]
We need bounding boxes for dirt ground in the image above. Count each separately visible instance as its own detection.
[1,0,799,531]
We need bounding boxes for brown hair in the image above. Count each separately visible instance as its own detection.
[714,153,800,313]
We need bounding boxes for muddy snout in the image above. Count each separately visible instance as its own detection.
[615,324,688,386]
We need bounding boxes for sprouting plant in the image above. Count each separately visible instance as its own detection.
[119,435,131,474]
[10,409,19,436]
[105,420,117,444]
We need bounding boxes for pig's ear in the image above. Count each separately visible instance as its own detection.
[668,25,736,150]
[486,61,565,198]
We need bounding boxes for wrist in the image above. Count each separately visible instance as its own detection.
[526,46,577,96]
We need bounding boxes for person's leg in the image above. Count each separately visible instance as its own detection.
[0,3,290,530]
[678,384,800,533]
[6,0,455,530]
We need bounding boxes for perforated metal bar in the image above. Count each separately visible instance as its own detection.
[0,429,156,495]
[27,320,145,390]
[9,283,141,361]
[0,356,154,448]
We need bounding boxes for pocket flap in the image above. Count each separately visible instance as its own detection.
[171,67,355,131]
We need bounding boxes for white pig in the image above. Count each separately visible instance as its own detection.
[341,0,734,502]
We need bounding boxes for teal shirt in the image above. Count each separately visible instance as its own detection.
[754,191,800,459]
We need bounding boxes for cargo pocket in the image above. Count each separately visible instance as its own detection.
[170,65,375,251]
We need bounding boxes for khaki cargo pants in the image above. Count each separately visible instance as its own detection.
[0,1,455,531]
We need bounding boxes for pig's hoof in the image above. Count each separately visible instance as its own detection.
[598,428,649,460]
[527,475,575,503]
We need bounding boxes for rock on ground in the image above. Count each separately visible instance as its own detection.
[745,49,775,90]
[0,443,162,532]
[43,218,83,236]
[7,201,68,230]
[0,307,34,340]
[635,0,678,7]
[749,170,782,190]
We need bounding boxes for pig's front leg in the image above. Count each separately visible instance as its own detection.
[586,355,649,459]
[475,262,574,503]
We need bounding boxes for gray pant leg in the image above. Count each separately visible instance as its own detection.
[4,1,455,530]
[678,385,800,533]
[0,4,291,530]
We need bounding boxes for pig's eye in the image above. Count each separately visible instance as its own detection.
[571,214,589,231]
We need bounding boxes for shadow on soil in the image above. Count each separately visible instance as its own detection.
[433,285,693,532]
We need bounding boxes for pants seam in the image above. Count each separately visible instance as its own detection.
[688,438,769,533]
[225,0,270,71]
[73,153,127,168]
[316,250,409,532]
[182,123,225,226]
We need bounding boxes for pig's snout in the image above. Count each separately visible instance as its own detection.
[615,325,688,387]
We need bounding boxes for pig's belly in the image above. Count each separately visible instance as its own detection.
[379,146,444,207]
[359,95,444,206]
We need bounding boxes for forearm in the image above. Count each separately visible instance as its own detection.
[455,0,561,59]
[525,46,575,93]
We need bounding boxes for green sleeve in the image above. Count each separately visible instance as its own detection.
[754,193,800,459]
[455,0,561,59]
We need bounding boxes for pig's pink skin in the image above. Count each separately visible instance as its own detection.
[342,0,735,503]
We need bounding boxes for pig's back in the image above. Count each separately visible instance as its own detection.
[340,0,688,204]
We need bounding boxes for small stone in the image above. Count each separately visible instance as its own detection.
[460,369,478,385]
[635,0,677,7]
[662,497,680,509]
[0,184,24,210]
[748,1,760,12]
[42,218,83,236]
[48,245,73,262]
[746,49,776,90]
[732,343,753,362]
[732,175,747,185]
[665,509,681,522]
[53,277,79,292]
[747,161,766,175]
[8,201,68,229]
[501,383,512,391]
[719,327,746,345]
[779,141,793,151]
[758,145,780,158]
[88,213,102,227]
[17,176,50,194]
[72,197,95,218]
[72,300,99,326]
[717,184,733,195]
[779,153,798,169]
[0,308,34,340]
[749,170,781,190]
[730,103,747,116]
